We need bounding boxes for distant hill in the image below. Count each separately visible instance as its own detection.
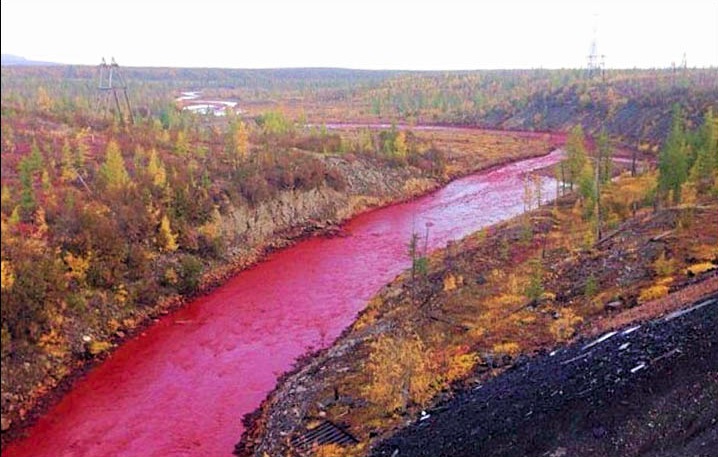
[1,54,61,66]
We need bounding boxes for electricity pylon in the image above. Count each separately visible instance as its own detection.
[96,57,134,125]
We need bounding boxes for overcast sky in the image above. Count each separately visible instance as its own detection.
[2,0,717,70]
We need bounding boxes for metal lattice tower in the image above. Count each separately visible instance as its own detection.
[96,57,134,125]
[586,16,605,79]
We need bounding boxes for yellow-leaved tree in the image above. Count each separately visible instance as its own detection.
[175,130,190,157]
[99,140,131,192]
[364,332,432,413]
[146,149,167,188]
[394,130,408,159]
[1,260,15,290]
[36,86,54,111]
[227,120,249,169]
[157,214,179,252]
[60,139,76,182]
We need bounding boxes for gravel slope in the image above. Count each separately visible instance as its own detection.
[373,295,718,457]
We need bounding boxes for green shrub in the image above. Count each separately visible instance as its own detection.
[584,274,598,297]
[178,255,203,295]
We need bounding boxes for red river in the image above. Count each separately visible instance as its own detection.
[4,150,563,457]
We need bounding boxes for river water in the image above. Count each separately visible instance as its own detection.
[4,150,563,457]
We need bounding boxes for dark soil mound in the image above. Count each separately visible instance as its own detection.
[373,295,718,457]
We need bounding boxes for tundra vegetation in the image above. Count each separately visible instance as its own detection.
[1,66,716,442]
[1,66,555,434]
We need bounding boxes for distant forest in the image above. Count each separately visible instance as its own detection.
[3,65,716,146]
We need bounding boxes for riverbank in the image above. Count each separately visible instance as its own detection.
[235,183,718,456]
[0,128,555,448]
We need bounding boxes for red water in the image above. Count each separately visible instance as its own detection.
[3,150,563,457]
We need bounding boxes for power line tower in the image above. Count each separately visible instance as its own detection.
[586,17,605,79]
[670,53,689,86]
[96,57,134,126]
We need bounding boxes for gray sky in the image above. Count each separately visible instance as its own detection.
[2,0,717,70]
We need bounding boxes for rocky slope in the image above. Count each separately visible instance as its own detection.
[467,85,718,150]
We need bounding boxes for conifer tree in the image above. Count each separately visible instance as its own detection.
[596,130,613,184]
[175,130,190,157]
[689,108,718,193]
[60,139,76,182]
[146,149,167,188]
[99,140,131,192]
[74,131,89,170]
[658,105,689,204]
[394,130,408,158]
[225,120,249,170]
[158,214,179,252]
[565,125,588,190]
[18,142,43,219]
